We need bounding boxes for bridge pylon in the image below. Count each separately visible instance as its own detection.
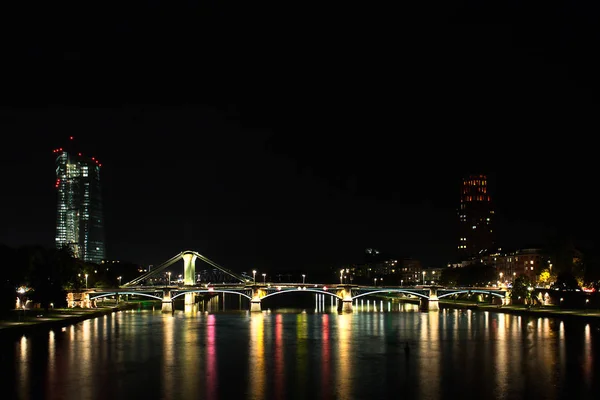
[182,252,197,285]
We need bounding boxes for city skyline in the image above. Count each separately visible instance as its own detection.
[1,0,598,274]
[0,126,597,274]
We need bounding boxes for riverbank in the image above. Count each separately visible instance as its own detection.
[440,300,600,323]
[0,303,139,338]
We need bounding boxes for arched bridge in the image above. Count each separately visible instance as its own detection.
[74,250,508,312]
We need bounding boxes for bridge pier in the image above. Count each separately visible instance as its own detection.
[336,286,353,313]
[162,290,173,313]
[420,286,440,311]
[250,287,263,312]
[184,292,195,306]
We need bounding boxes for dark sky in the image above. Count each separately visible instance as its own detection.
[1,1,598,274]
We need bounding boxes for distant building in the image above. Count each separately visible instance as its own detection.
[422,267,444,285]
[478,248,549,284]
[54,138,106,264]
[398,258,422,285]
[458,174,494,260]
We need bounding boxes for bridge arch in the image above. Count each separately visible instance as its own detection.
[262,288,342,300]
[89,292,164,301]
[352,289,430,300]
[437,290,506,299]
[171,289,252,301]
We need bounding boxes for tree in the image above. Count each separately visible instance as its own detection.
[511,275,534,305]
[439,268,460,287]
[537,268,556,288]
[0,244,21,314]
[457,262,497,287]
[552,271,581,291]
[22,246,79,310]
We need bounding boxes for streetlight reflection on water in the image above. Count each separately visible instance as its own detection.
[8,303,598,400]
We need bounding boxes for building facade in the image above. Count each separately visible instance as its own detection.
[458,174,494,259]
[54,143,106,264]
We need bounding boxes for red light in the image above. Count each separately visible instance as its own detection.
[208,287,214,292]
[92,157,95,160]
[69,136,74,140]
[59,148,62,151]
[78,153,82,156]
[99,164,102,167]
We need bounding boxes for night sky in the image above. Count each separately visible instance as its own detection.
[1,1,598,274]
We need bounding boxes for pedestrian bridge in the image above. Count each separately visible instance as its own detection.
[80,284,507,313]
[73,250,508,312]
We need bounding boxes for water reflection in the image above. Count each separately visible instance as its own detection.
[418,312,440,399]
[248,312,265,399]
[206,314,217,400]
[18,335,28,399]
[274,313,284,399]
[336,313,352,400]
[321,314,331,399]
[5,308,600,400]
[161,313,175,399]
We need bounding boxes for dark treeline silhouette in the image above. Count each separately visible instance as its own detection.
[438,262,497,287]
[0,244,126,315]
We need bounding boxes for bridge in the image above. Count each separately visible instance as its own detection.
[68,250,508,313]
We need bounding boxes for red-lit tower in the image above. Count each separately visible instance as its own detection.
[457,174,494,260]
[53,137,105,264]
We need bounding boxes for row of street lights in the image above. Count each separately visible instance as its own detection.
[77,272,124,289]
[252,270,306,285]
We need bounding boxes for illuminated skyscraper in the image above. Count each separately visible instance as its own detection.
[457,174,494,259]
[54,138,105,264]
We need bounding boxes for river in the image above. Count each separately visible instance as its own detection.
[4,304,600,400]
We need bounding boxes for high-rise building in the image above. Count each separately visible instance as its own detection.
[457,174,494,259]
[54,138,105,264]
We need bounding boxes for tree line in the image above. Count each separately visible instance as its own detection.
[0,244,126,315]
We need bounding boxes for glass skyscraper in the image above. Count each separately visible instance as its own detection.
[54,142,106,264]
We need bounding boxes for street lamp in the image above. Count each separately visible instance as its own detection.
[262,273,266,284]
[253,270,257,284]
[167,271,171,285]
[85,273,88,289]
[422,271,426,285]
[374,278,377,287]
[340,269,343,284]
[302,274,306,284]
[117,276,122,286]
[401,279,404,286]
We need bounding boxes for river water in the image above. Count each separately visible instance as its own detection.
[4,304,600,400]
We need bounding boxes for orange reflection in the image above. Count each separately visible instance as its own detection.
[418,312,440,398]
[583,324,592,387]
[161,313,176,399]
[336,313,352,399]
[494,314,508,397]
[248,312,265,398]
[47,330,56,392]
[80,319,92,400]
[18,335,28,398]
